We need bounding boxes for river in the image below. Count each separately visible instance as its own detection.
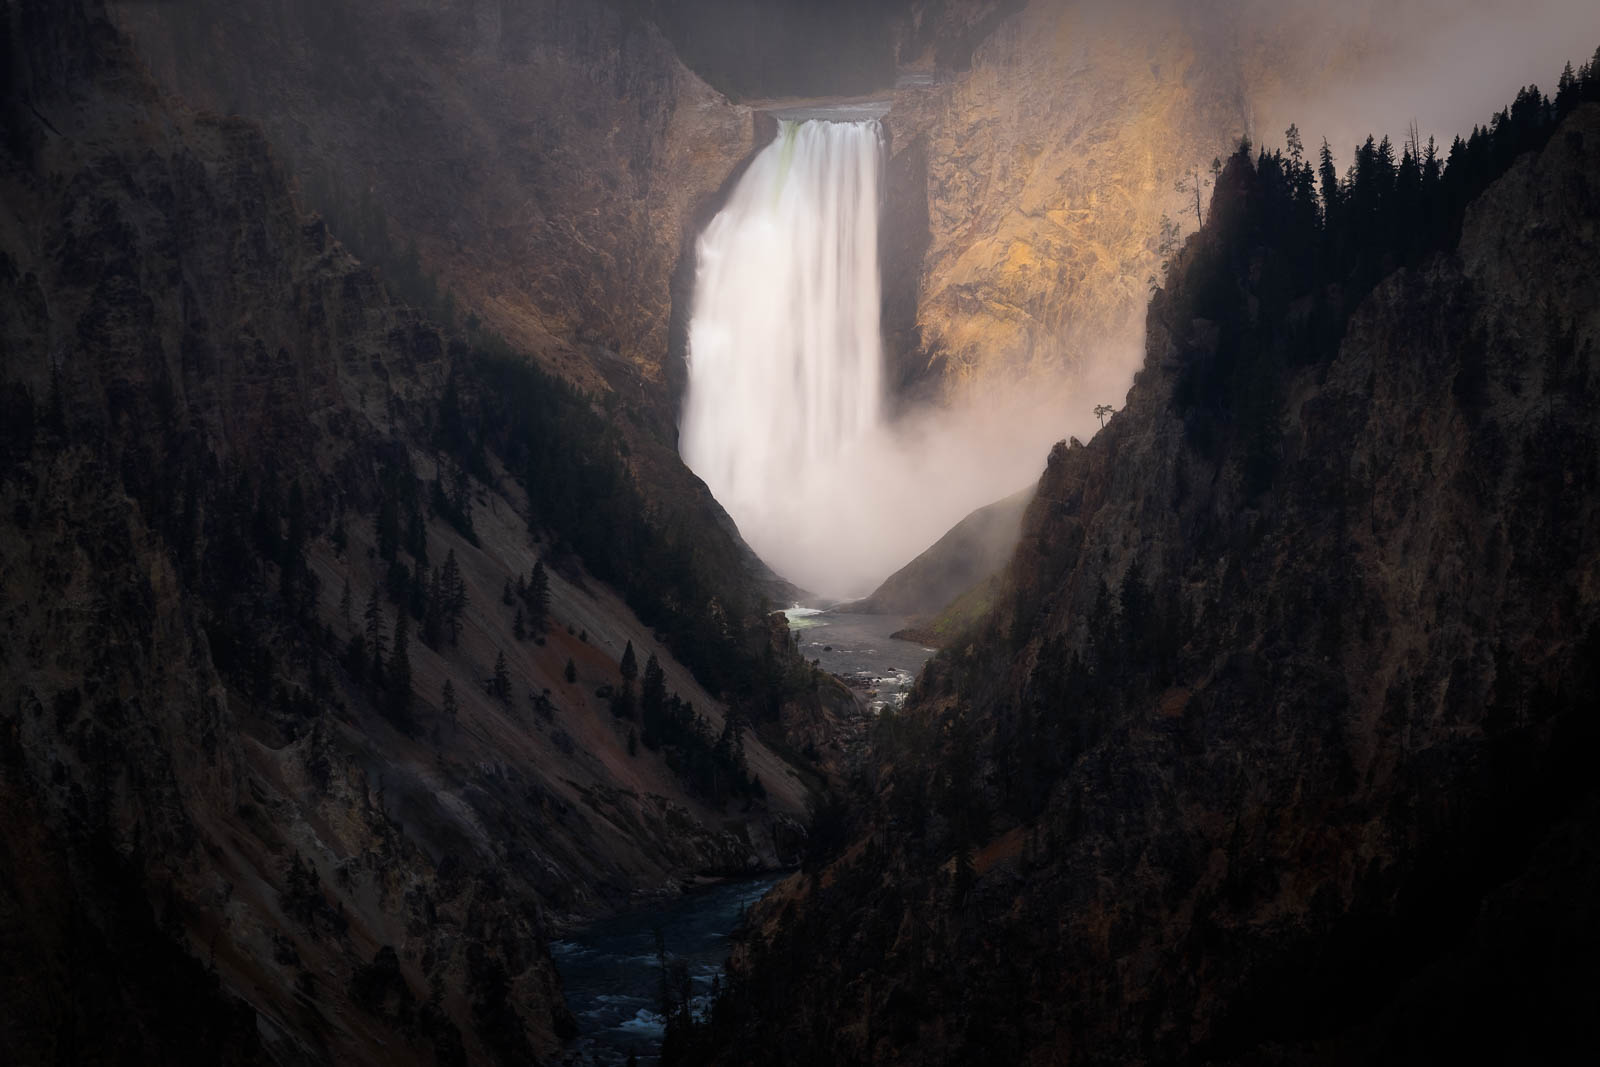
[553,876,782,1065]
[784,606,939,713]
[553,611,936,1063]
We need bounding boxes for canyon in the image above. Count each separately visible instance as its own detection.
[3,0,1599,1064]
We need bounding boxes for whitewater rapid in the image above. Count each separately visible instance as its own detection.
[679,119,886,594]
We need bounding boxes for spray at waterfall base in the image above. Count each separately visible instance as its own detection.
[679,117,1142,598]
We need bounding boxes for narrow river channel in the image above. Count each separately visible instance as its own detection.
[553,876,783,1065]
[553,608,938,1063]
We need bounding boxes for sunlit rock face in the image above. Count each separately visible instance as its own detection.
[884,1,1253,409]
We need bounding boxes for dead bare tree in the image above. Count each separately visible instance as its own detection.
[1174,167,1205,226]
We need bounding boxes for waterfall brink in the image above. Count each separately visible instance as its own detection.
[680,119,885,595]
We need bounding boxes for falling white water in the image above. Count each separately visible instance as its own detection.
[680,119,886,593]
[681,117,1145,598]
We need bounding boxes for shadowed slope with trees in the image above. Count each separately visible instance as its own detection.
[0,3,829,1063]
[673,54,1600,1067]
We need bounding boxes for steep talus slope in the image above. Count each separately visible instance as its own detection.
[0,3,822,1063]
[685,103,1600,1065]
[855,487,1031,622]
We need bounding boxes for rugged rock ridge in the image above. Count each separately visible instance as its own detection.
[688,102,1600,1065]
[1,4,821,1063]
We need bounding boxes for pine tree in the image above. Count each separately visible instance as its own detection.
[513,607,526,641]
[338,577,353,628]
[953,844,976,908]
[344,632,367,683]
[1318,138,1341,227]
[1175,165,1208,226]
[564,658,577,684]
[406,508,428,567]
[441,549,466,646]
[390,613,413,723]
[423,565,443,648]
[364,588,387,681]
[407,563,426,622]
[610,689,633,720]
[441,678,457,723]
[252,473,284,564]
[285,481,308,584]
[714,716,740,800]
[612,640,639,720]
[375,496,399,561]
[1557,61,1579,114]
[452,463,473,530]
[527,561,550,635]
[641,653,666,750]
[492,649,511,702]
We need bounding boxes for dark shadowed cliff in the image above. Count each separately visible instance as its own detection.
[0,3,837,1063]
[679,88,1600,1066]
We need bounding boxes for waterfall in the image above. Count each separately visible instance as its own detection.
[679,119,885,594]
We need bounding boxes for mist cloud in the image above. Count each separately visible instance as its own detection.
[1239,0,1600,159]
